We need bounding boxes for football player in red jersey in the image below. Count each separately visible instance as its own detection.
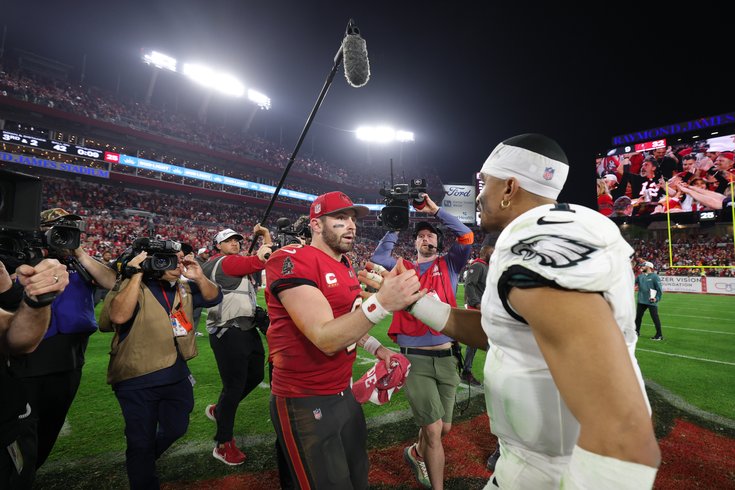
[265,191,423,489]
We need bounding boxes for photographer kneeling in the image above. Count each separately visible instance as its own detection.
[201,225,272,465]
[99,244,222,490]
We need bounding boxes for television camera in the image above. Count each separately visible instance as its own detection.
[378,178,427,231]
[270,215,311,250]
[116,237,182,279]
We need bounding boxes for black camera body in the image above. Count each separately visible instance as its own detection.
[271,216,311,250]
[0,169,45,270]
[378,178,427,231]
[0,228,45,271]
[117,237,182,278]
[43,221,82,253]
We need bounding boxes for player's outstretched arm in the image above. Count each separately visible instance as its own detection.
[359,261,487,349]
[280,260,422,355]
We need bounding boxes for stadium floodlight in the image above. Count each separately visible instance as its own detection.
[142,50,177,72]
[396,130,415,142]
[356,126,414,143]
[182,63,245,97]
[248,89,271,110]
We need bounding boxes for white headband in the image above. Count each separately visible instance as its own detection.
[480,141,569,200]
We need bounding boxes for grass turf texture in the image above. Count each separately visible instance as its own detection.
[35,286,734,488]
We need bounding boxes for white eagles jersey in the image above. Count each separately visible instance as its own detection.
[481,203,649,459]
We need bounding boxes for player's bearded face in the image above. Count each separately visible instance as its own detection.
[321,213,356,254]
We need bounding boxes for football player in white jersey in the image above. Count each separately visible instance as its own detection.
[361,134,660,489]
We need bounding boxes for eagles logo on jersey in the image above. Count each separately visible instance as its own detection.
[510,235,596,268]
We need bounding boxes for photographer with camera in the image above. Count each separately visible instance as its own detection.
[8,208,117,470]
[1,258,69,489]
[200,224,272,466]
[98,243,222,489]
[370,193,473,489]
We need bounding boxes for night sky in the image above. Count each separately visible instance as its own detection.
[3,1,733,208]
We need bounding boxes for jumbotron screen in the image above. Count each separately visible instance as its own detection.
[595,133,735,221]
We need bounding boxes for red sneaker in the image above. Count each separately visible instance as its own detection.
[205,404,217,422]
[212,439,246,466]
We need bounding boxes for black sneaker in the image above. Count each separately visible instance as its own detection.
[651,336,663,341]
[486,446,501,472]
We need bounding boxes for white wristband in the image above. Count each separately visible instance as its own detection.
[407,295,451,332]
[362,335,382,355]
[361,295,389,324]
[561,445,658,490]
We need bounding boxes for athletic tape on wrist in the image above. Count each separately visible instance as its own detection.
[362,335,382,355]
[364,271,384,285]
[361,295,389,324]
[407,295,451,332]
[371,264,387,274]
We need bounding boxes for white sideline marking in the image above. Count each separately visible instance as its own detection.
[637,348,735,366]
[659,313,732,320]
[662,326,735,335]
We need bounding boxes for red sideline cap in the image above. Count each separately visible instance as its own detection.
[310,191,369,220]
[352,354,411,405]
[721,151,734,161]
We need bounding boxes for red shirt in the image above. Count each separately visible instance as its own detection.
[265,244,362,397]
[388,257,457,341]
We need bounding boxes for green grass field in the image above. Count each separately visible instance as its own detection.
[45,286,734,466]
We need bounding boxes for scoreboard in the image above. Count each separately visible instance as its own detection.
[1,130,105,161]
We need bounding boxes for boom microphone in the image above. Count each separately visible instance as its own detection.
[342,19,370,88]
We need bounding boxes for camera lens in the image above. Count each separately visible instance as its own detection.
[152,255,177,270]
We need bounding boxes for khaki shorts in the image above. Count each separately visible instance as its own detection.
[403,353,460,426]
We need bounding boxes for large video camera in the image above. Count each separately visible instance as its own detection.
[116,237,182,278]
[271,216,311,249]
[43,221,82,253]
[378,178,427,231]
[0,168,45,270]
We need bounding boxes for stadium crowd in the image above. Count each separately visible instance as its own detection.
[0,63,388,190]
[41,174,731,278]
[632,236,735,277]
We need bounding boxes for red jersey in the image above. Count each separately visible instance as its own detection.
[265,244,363,397]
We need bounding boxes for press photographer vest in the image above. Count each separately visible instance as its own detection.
[99,279,197,385]
[388,257,457,340]
[202,256,257,331]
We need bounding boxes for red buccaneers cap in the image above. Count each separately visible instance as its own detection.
[309,191,369,220]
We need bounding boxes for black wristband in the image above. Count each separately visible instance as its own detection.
[23,292,55,309]
[124,266,143,277]
[0,282,23,310]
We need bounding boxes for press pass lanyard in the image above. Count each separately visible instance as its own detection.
[161,284,191,337]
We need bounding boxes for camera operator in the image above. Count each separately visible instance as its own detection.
[9,208,117,470]
[1,259,69,489]
[201,225,272,465]
[370,193,473,489]
[98,245,222,489]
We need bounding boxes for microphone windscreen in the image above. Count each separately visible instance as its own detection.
[342,34,370,88]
